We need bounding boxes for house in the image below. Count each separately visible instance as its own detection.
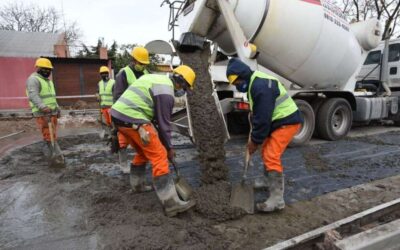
[0,30,110,110]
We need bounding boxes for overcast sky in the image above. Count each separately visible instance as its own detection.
[28,0,175,47]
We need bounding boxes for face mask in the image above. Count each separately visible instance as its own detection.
[174,89,186,97]
[134,64,145,72]
[101,75,109,81]
[235,80,248,93]
[38,69,51,78]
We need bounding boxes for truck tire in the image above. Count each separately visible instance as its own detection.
[290,99,314,147]
[315,98,352,141]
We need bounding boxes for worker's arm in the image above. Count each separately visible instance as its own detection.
[26,75,47,110]
[113,71,128,102]
[153,94,175,150]
[250,78,280,144]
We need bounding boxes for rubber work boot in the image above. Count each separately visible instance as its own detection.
[43,141,53,157]
[130,164,152,193]
[256,171,285,212]
[153,174,196,217]
[253,169,269,189]
[118,148,130,174]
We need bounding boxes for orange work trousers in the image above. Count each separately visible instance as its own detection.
[36,115,58,142]
[261,123,301,173]
[100,108,112,126]
[117,124,169,177]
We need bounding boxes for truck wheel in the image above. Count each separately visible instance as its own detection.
[316,98,352,141]
[289,99,314,147]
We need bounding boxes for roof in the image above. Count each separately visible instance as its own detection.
[0,30,65,58]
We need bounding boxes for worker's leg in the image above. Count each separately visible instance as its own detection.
[118,124,195,217]
[36,115,58,142]
[101,108,112,126]
[257,123,301,212]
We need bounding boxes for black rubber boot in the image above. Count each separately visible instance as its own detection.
[130,164,152,193]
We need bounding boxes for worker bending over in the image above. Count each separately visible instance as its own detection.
[110,65,196,217]
[226,58,303,212]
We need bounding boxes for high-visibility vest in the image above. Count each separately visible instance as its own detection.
[248,71,298,121]
[26,75,58,114]
[112,74,174,122]
[98,79,115,107]
[121,66,149,86]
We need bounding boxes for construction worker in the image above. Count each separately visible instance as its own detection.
[113,46,150,172]
[226,58,303,212]
[97,66,115,127]
[26,58,62,157]
[110,65,196,217]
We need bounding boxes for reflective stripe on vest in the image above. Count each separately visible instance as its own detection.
[122,66,149,86]
[98,79,115,107]
[26,75,58,113]
[248,71,298,121]
[112,74,174,122]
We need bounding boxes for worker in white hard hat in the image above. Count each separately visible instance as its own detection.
[110,65,196,217]
[112,46,151,173]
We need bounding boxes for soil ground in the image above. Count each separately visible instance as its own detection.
[0,118,400,249]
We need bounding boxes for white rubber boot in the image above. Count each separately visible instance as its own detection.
[256,171,285,212]
[254,170,269,189]
[153,174,196,217]
[130,164,152,193]
[118,148,130,174]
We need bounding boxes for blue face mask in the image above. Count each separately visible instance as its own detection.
[235,80,248,93]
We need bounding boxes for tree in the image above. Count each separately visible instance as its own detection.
[334,0,400,38]
[0,1,82,44]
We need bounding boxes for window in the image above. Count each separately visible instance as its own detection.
[389,43,400,62]
[364,50,381,65]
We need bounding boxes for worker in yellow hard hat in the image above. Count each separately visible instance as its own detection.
[110,65,196,217]
[112,46,151,171]
[97,66,115,125]
[26,58,63,161]
[226,58,303,213]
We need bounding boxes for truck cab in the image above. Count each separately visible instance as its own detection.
[357,38,400,90]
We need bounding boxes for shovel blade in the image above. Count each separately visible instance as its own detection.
[230,182,254,214]
[48,154,65,168]
[175,177,193,201]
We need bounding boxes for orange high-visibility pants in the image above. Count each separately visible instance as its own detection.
[36,115,58,142]
[101,108,112,126]
[118,132,129,149]
[117,124,169,177]
[261,123,301,173]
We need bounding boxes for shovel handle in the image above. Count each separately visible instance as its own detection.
[170,159,181,176]
[48,119,55,148]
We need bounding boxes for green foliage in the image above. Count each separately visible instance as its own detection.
[76,39,162,74]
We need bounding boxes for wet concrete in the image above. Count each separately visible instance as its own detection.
[177,43,229,184]
[1,131,400,249]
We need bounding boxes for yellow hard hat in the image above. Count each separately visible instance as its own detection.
[173,65,196,88]
[131,47,150,65]
[35,58,53,69]
[99,66,109,73]
[227,74,238,84]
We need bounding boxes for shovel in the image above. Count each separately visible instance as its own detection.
[47,117,65,168]
[230,149,254,214]
[230,113,254,214]
[171,159,193,201]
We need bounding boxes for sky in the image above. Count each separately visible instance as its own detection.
[26,0,176,47]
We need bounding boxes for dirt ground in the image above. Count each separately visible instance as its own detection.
[1,119,400,249]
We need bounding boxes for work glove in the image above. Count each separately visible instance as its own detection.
[167,148,175,161]
[138,126,150,146]
[95,93,100,102]
[247,140,258,155]
[40,106,51,113]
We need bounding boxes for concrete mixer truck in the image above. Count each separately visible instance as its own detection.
[163,0,400,146]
